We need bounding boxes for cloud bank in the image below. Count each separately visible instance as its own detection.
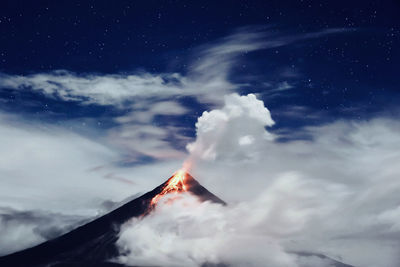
[0,207,87,256]
[0,112,182,254]
[117,94,400,267]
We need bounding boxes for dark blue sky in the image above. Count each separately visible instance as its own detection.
[2,3,400,262]
[1,1,398,72]
[0,0,399,143]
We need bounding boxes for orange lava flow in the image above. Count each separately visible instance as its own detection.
[150,170,188,206]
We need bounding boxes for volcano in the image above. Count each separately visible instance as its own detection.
[0,172,353,267]
[0,172,224,267]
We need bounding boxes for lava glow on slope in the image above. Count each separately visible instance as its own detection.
[150,170,188,206]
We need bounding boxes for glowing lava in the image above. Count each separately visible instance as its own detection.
[150,170,188,206]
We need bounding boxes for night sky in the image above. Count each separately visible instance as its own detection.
[1,1,399,130]
[1,1,400,265]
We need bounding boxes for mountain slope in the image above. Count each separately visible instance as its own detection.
[0,172,352,267]
[0,173,224,267]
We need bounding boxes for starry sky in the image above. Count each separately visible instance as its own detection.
[1,0,399,132]
[1,2,400,264]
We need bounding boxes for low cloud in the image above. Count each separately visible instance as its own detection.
[116,193,297,267]
[0,110,190,256]
[0,112,182,222]
[0,207,87,256]
[116,177,344,267]
[117,94,400,267]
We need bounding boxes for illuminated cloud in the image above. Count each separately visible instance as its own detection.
[117,94,400,267]
[186,93,274,161]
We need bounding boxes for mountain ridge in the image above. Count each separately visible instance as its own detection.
[0,173,224,267]
[0,173,353,267]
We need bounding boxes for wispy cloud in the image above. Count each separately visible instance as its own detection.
[0,26,351,161]
[0,26,351,108]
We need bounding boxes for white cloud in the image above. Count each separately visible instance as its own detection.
[0,112,188,212]
[0,112,184,254]
[238,135,255,145]
[116,193,298,267]
[110,100,191,160]
[186,93,274,161]
[0,113,123,213]
[265,81,295,97]
[116,174,343,267]
[117,100,188,124]
[0,27,350,161]
[0,207,86,256]
[0,27,350,109]
[0,71,186,106]
[117,94,400,267]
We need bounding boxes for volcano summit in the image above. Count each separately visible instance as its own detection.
[0,172,353,267]
[0,172,224,267]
